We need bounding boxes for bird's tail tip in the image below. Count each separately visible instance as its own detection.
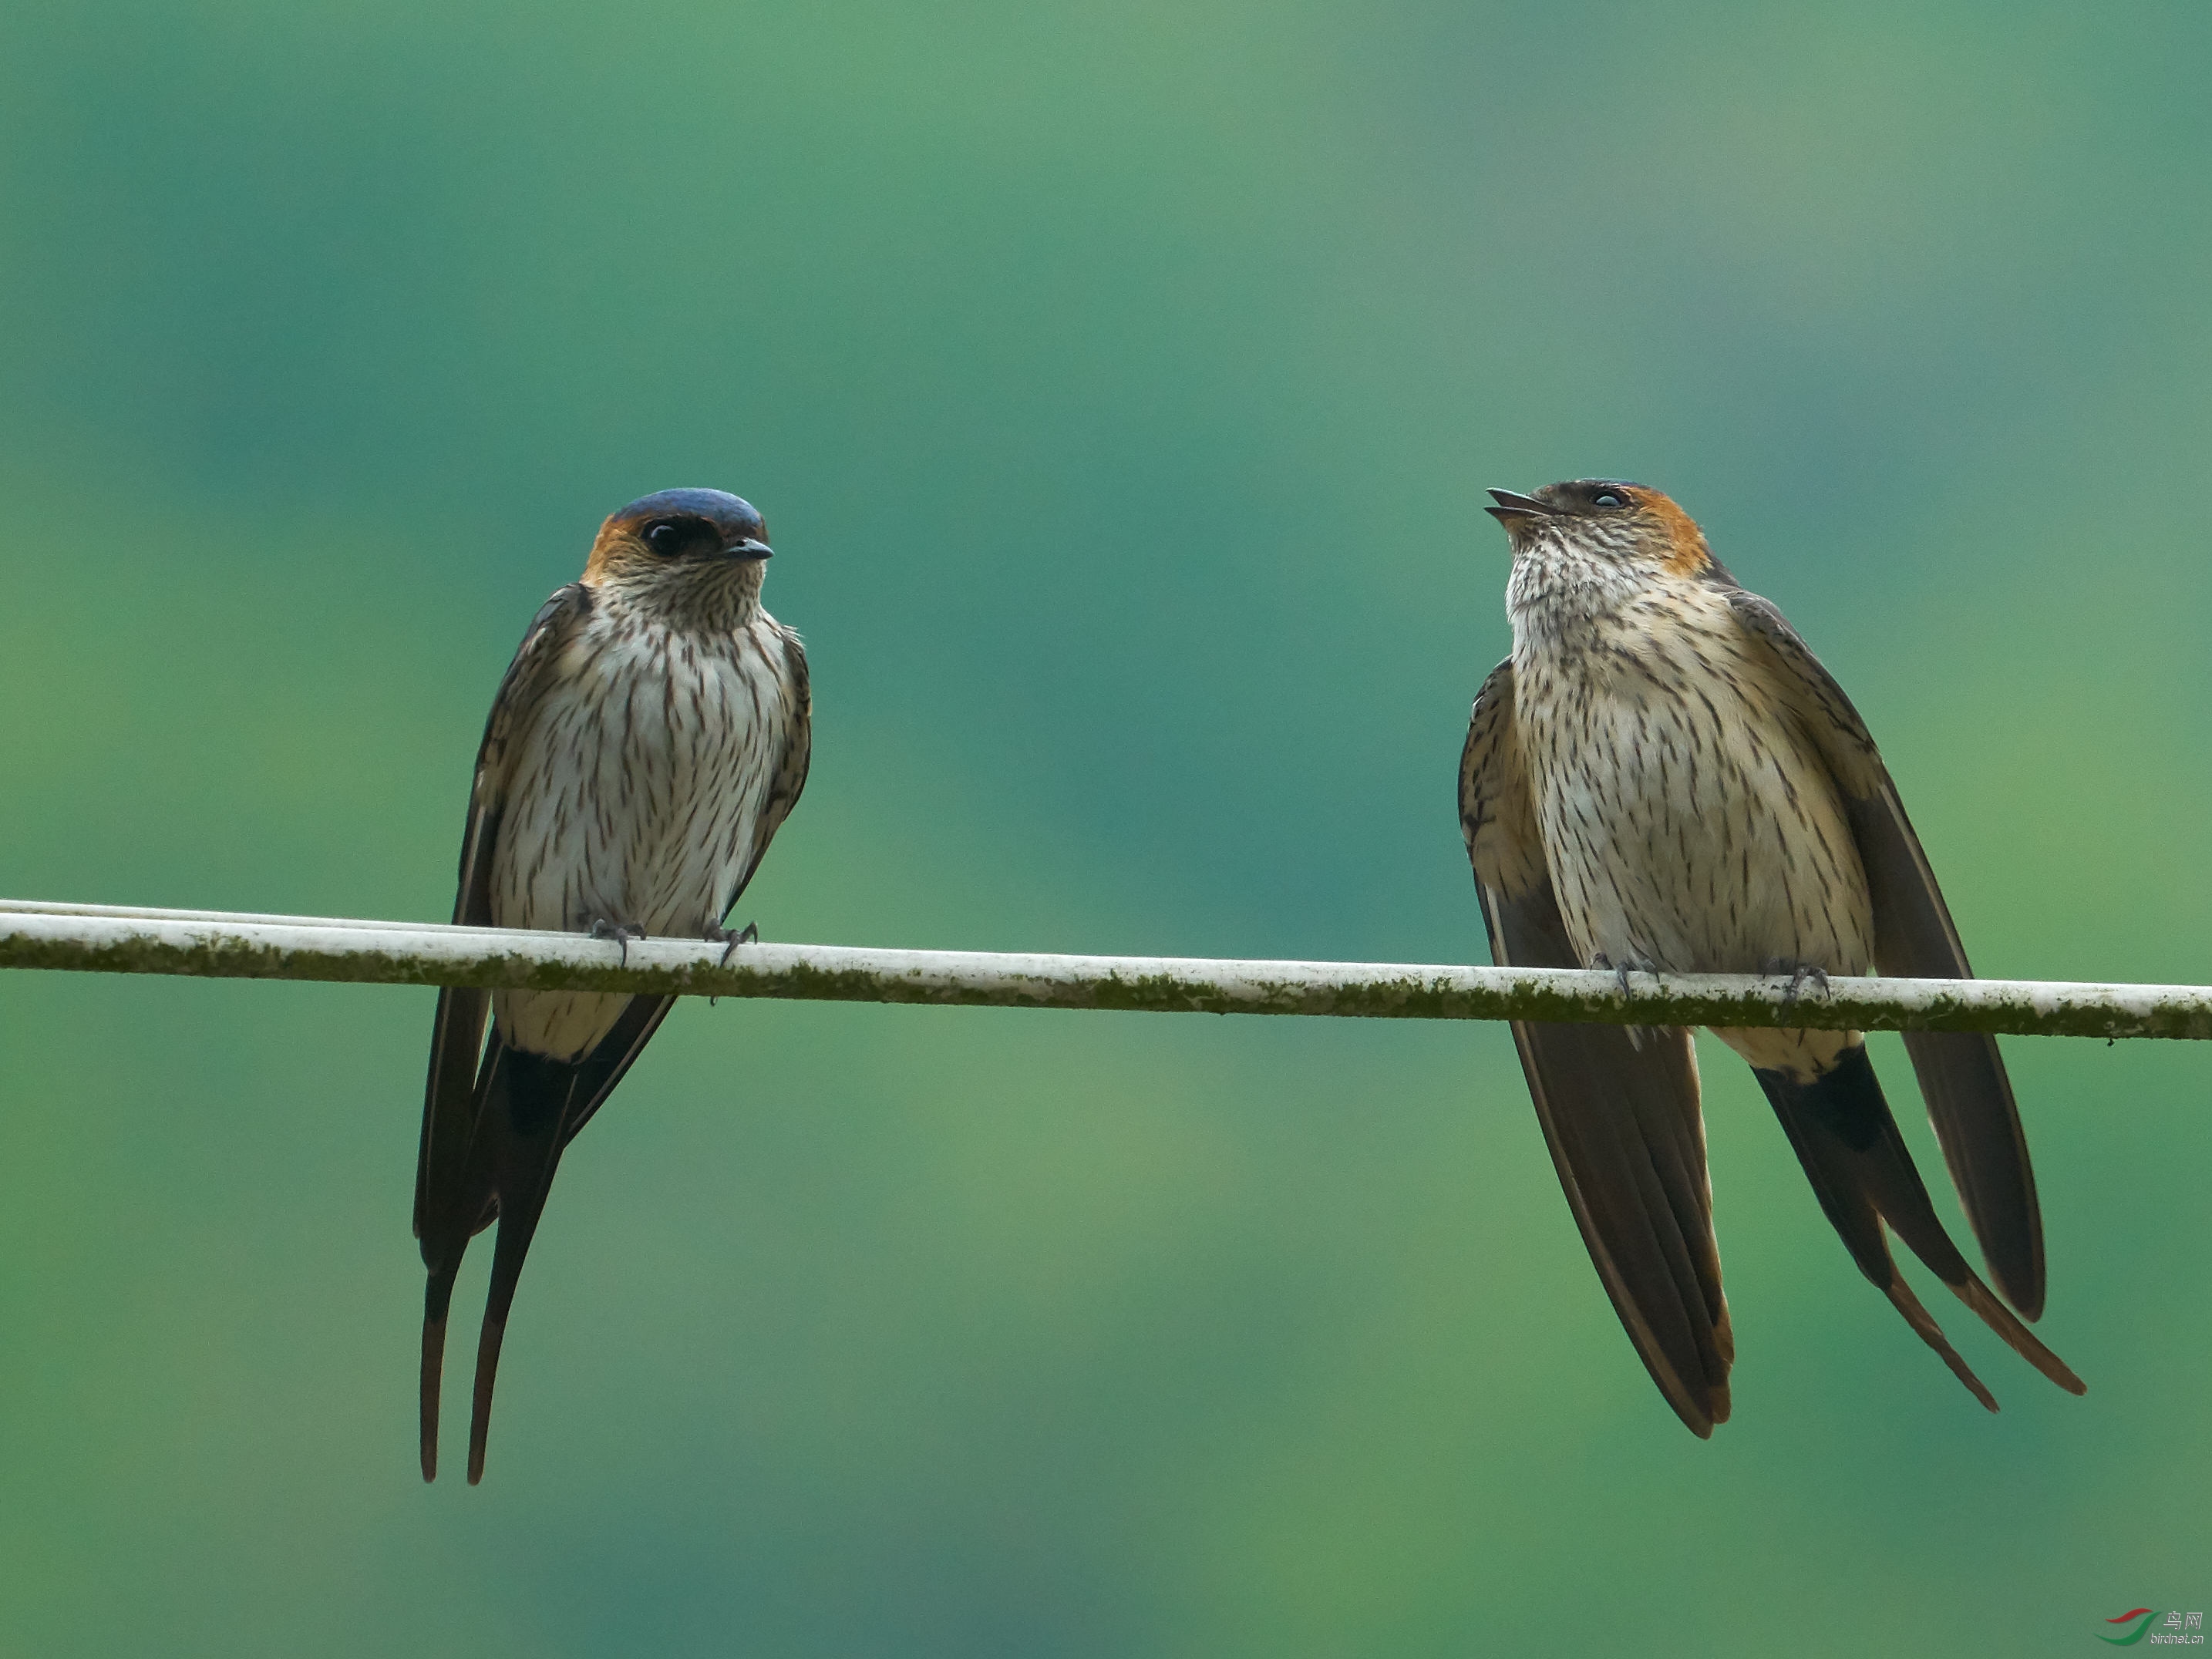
[1955,1278,2087,1396]
[1884,1273,2001,1412]
[420,1269,462,1482]
[420,1318,446,1482]
[467,1314,511,1486]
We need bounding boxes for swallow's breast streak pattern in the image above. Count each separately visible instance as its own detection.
[489,599,805,1062]
[1507,557,1872,1083]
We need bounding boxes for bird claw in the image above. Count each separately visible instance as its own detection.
[704,922,759,1002]
[1765,957,1831,1007]
[1591,951,1660,998]
[705,920,759,968]
[589,917,647,969]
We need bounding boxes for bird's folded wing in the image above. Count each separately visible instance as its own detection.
[717,623,813,920]
[416,584,594,1243]
[1460,660,1733,1434]
[1719,587,2045,1318]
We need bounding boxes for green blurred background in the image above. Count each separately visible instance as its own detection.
[2,0,2208,1653]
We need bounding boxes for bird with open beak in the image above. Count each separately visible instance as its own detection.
[1459,478,2082,1432]
[415,487,810,1481]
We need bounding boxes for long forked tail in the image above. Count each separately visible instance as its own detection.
[1753,1044,2084,1407]
[461,1048,576,1484]
[414,1043,577,1483]
[414,995,676,1482]
[417,1103,499,1483]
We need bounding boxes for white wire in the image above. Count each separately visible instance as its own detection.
[1,901,2207,1041]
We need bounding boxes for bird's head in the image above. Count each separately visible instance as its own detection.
[584,488,776,622]
[1483,480,1715,583]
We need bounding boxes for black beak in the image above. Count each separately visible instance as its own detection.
[721,537,773,560]
[1484,489,1553,521]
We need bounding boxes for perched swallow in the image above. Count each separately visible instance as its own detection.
[416,488,811,1481]
[1459,479,2082,1433]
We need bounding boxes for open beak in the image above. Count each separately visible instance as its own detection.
[1483,489,1553,521]
[722,537,773,560]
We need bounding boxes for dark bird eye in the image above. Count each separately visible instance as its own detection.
[1592,490,1626,508]
[644,520,686,554]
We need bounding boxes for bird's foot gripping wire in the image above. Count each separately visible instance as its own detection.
[705,920,759,967]
[1763,957,1833,1008]
[588,917,648,968]
[704,921,759,1003]
[1591,952,1665,1050]
[1591,951,1662,998]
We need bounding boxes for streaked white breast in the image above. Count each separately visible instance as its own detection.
[1511,578,1872,1079]
[489,603,801,1061]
